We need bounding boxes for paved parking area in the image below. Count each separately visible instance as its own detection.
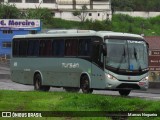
[0,79,160,101]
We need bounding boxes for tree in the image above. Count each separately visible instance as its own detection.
[0,3,21,19]
[72,5,88,22]
[25,8,53,25]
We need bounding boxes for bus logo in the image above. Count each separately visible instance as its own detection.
[62,63,79,69]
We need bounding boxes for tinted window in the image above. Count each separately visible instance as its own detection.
[25,0,38,3]
[39,40,52,56]
[8,0,22,2]
[45,40,52,56]
[39,40,46,56]
[28,40,39,56]
[43,0,55,3]
[52,40,64,56]
[3,30,13,34]
[2,42,11,48]
[19,40,28,56]
[92,38,103,68]
[79,38,91,56]
[65,39,78,56]
[13,40,19,57]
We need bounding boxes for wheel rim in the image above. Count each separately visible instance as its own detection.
[81,76,90,93]
[35,76,40,90]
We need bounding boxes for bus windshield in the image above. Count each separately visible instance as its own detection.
[105,39,148,72]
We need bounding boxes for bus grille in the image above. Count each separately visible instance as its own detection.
[116,83,140,89]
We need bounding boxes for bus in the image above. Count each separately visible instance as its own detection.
[10,30,149,96]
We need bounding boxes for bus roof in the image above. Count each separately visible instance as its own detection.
[13,30,144,40]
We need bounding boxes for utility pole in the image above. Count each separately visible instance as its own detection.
[90,0,93,10]
[73,0,76,10]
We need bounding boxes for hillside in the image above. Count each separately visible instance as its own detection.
[111,0,160,12]
[46,14,160,36]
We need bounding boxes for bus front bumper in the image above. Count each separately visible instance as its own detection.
[105,78,149,91]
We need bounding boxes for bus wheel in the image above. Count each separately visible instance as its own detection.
[119,90,131,96]
[81,75,93,94]
[63,87,80,92]
[34,74,50,92]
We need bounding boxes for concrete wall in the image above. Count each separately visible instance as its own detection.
[55,11,111,21]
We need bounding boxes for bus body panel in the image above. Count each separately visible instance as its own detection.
[91,63,106,88]
[11,58,92,87]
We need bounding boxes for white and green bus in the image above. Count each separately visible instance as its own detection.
[10,30,149,96]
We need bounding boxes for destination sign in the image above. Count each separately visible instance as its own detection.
[149,67,160,71]
[149,50,160,71]
[149,50,160,56]
[149,56,160,66]
[0,19,41,30]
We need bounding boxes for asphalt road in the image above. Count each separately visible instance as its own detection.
[0,79,160,101]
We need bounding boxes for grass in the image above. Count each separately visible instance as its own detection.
[0,90,160,120]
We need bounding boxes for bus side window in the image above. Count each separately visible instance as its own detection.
[33,40,40,56]
[79,38,91,56]
[28,40,34,56]
[39,40,46,56]
[19,40,28,57]
[65,39,78,56]
[46,40,52,56]
[28,40,40,57]
[92,38,104,68]
[52,40,64,57]
[13,40,19,57]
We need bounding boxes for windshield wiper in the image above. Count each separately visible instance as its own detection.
[117,47,126,72]
[134,47,142,71]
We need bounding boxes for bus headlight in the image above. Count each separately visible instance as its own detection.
[139,76,149,86]
[141,76,149,82]
[106,74,117,80]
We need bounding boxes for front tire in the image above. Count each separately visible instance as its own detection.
[34,74,50,91]
[80,75,93,94]
[119,90,131,96]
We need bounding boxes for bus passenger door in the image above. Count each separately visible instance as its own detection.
[91,39,106,89]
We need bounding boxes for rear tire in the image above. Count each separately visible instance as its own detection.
[80,75,93,94]
[119,90,131,96]
[34,74,50,92]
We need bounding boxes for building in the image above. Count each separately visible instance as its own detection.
[0,0,112,21]
[0,19,41,58]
